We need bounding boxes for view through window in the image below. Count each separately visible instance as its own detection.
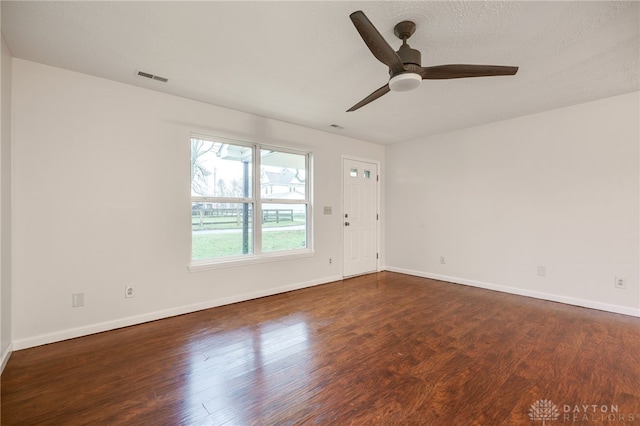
[191,137,311,263]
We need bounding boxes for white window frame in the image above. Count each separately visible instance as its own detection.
[189,134,313,271]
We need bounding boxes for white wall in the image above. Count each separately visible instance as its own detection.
[11,59,385,349]
[386,92,640,316]
[1,30,14,367]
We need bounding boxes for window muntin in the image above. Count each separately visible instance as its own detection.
[191,137,311,264]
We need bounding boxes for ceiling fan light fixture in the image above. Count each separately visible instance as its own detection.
[389,73,421,92]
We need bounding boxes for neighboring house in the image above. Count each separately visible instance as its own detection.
[261,169,304,198]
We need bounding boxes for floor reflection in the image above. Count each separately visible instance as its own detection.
[182,314,313,424]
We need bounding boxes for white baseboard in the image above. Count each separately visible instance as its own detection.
[12,274,343,351]
[385,266,640,318]
[1,342,13,374]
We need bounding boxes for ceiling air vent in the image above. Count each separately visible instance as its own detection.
[137,70,168,83]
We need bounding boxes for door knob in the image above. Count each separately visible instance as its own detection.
[345,222,350,226]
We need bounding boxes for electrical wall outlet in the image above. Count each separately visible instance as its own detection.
[440,256,446,264]
[329,258,332,264]
[125,285,135,298]
[72,293,84,307]
[614,277,627,289]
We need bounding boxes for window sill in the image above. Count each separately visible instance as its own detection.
[188,250,314,272]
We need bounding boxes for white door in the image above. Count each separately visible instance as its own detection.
[343,158,378,277]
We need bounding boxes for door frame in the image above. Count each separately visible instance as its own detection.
[341,155,381,278]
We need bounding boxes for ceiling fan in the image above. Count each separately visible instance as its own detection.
[347,10,519,112]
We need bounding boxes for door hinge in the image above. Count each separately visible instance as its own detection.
[376,213,379,220]
[377,175,379,182]
[376,253,379,259]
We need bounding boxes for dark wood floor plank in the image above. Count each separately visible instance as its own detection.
[2,272,639,425]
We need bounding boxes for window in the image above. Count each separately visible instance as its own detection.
[190,136,311,265]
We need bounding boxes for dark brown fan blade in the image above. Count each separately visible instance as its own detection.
[350,11,405,75]
[347,84,391,112]
[419,64,519,79]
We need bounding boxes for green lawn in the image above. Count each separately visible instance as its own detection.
[192,229,306,260]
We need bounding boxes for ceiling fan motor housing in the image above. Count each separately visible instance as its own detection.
[390,42,423,91]
[394,44,421,75]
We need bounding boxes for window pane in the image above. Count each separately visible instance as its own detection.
[261,203,307,253]
[350,168,358,178]
[364,170,371,179]
[191,139,252,198]
[260,149,306,200]
[192,202,253,259]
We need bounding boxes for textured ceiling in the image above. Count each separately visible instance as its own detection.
[2,1,639,145]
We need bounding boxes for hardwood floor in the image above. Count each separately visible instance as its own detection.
[2,272,639,425]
